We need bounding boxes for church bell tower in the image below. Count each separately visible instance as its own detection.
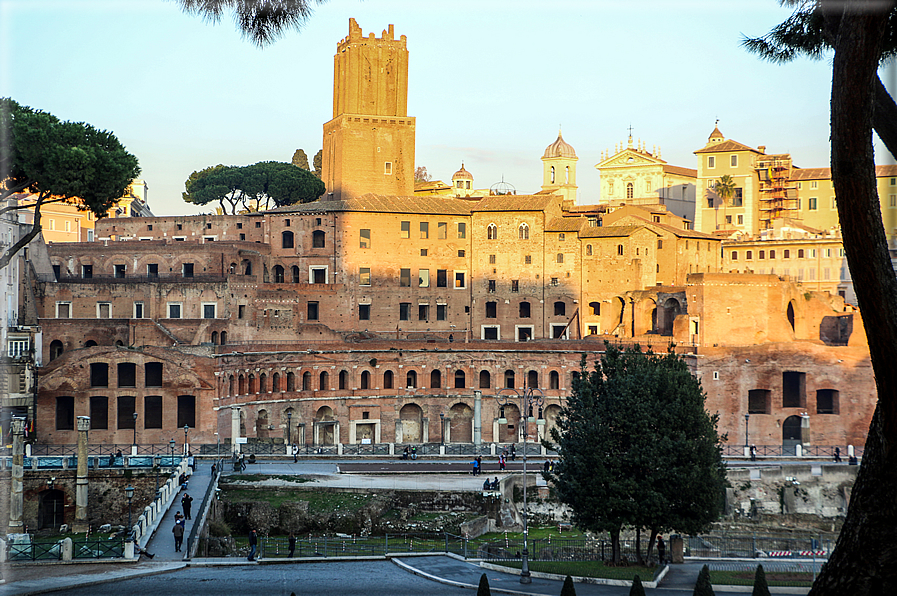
[322,19,416,200]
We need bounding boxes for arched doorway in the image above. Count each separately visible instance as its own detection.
[256,409,269,438]
[659,298,681,336]
[499,403,521,443]
[315,406,336,445]
[399,403,423,443]
[782,415,802,456]
[449,402,473,443]
[544,404,562,441]
[787,301,796,332]
[38,489,65,530]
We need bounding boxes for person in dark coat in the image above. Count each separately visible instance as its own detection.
[248,529,258,561]
[288,531,296,558]
[657,535,666,564]
[181,492,193,520]
[172,521,185,552]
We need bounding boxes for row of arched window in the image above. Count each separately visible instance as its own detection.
[226,368,565,396]
[281,230,325,249]
[486,223,530,240]
[486,301,567,318]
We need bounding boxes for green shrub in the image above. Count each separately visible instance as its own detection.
[477,573,491,596]
[630,575,646,596]
[693,564,715,596]
[208,519,232,537]
[561,575,576,596]
[752,564,771,596]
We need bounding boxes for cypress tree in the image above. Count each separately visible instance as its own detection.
[477,573,491,596]
[752,564,771,596]
[693,564,715,596]
[560,574,577,596]
[630,575,646,596]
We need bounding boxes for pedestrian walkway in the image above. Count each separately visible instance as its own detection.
[144,459,214,561]
[0,563,186,596]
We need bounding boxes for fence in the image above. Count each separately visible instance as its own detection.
[4,537,126,561]
[687,533,835,559]
[0,454,183,471]
[186,458,224,558]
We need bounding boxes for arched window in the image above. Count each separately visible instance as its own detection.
[519,301,531,318]
[273,265,285,283]
[527,370,538,389]
[238,374,246,395]
[319,371,329,390]
[228,375,234,395]
[361,370,370,389]
[454,370,466,389]
[586,245,592,256]
[554,301,566,316]
[282,231,294,249]
[626,182,634,199]
[50,340,64,361]
[248,374,255,394]
[608,179,614,195]
[487,223,498,240]
[787,301,795,332]
[550,166,556,184]
[645,178,652,192]
[504,370,515,389]
[557,253,564,263]
[302,371,311,391]
[549,370,560,390]
[211,331,219,345]
[518,223,529,240]
[259,373,267,393]
[383,370,394,389]
[589,301,601,316]
[84,340,97,348]
[286,371,296,391]
[406,370,418,388]
[565,165,570,184]
[430,369,441,388]
[272,372,280,392]
[338,370,348,390]
[312,230,325,248]
[479,370,491,389]
[220,331,227,344]
[291,265,301,283]
[243,260,252,275]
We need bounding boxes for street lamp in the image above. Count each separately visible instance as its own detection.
[215,432,220,463]
[744,413,751,448]
[169,438,175,462]
[287,411,292,446]
[493,386,545,584]
[183,424,189,455]
[439,412,445,447]
[125,484,135,539]
[132,411,138,449]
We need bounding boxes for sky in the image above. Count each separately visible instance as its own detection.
[2,0,893,217]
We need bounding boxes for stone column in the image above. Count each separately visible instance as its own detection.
[231,407,241,453]
[74,416,91,532]
[10,417,26,532]
[473,390,482,445]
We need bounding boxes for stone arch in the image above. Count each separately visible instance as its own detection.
[291,265,301,283]
[282,230,294,249]
[361,370,371,389]
[498,403,520,443]
[220,331,227,345]
[449,402,473,443]
[238,374,245,395]
[383,370,394,389]
[609,296,626,334]
[399,403,423,443]
[504,369,515,389]
[248,373,256,394]
[228,375,234,396]
[783,415,802,453]
[549,370,560,390]
[286,371,296,391]
[544,404,562,439]
[659,297,681,336]
[242,259,252,275]
[302,371,311,391]
[50,340,64,361]
[257,408,269,438]
[315,405,336,445]
[319,370,329,390]
[527,370,539,389]
[338,370,348,390]
[272,372,280,392]
[273,264,285,283]
[479,370,491,389]
[211,331,218,345]
[259,373,267,393]
[312,230,325,248]
[406,370,418,388]
[84,340,98,348]
[454,370,466,389]
[430,369,441,388]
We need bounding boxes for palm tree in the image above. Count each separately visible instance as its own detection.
[714,174,736,205]
[176,0,324,46]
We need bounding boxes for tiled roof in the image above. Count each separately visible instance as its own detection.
[648,220,717,240]
[580,225,650,239]
[268,194,475,216]
[791,165,897,180]
[545,217,584,232]
[694,139,759,154]
[662,164,698,177]
[471,194,556,212]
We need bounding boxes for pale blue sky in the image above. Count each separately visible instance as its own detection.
[2,0,889,216]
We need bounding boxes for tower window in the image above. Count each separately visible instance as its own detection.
[385,162,392,174]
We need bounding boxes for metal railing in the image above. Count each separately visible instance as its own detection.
[687,533,835,559]
[186,458,223,559]
[7,540,62,561]
[194,532,468,559]
[73,537,126,559]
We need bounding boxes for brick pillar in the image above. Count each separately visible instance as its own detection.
[9,417,26,532]
[473,390,482,445]
[74,416,91,532]
[231,407,241,454]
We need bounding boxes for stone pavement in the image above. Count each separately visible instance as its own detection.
[144,459,214,560]
[0,562,186,596]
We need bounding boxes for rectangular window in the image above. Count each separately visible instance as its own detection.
[457,249,465,257]
[890,195,896,208]
[307,301,319,321]
[238,305,245,319]
[725,215,732,224]
[809,197,818,210]
[488,279,496,293]
[114,264,126,278]
[420,222,429,239]
[748,389,771,414]
[183,263,194,278]
[145,362,163,387]
[97,302,111,318]
[177,395,195,428]
[400,221,410,239]
[811,181,818,189]
[239,233,245,240]
[384,161,392,174]
[400,268,411,287]
[360,229,371,248]
[489,254,496,264]
[310,266,328,283]
[457,222,466,239]
[399,302,411,321]
[454,271,466,288]
[418,304,429,321]
[737,215,744,225]
[438,222,447,239]
[117,396,136,429]
[731,251,738,261]
[485,301,497,318]
[56,396,75,430]
[359,304,371,320]
[53,264,61,280]
[770,249,776,259]
[708,156,715,168]
[420,248,428,257]
[359,267,371,286]
[145,396,163,429]
[82,264,93,278]
[707,197,714,208]
[118,362,136,387]
[482,326,499,340]
[168,302,182,319]
[551,277,559,286]
[746,251,753,260]
[733,188,743,206]
[524,255,532,265]
[255,221,261,228]
[436,304,446,321]
[419,269,430,287]
[783,371,806,408]
[147,263,158,278]
[203,303,217,319]
[90,396,108,430]
[437,269,447,287]
[784,250,790,259]
[511,280,519,292]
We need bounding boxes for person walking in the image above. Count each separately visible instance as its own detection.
[248,529,258,561]
[181,492,193,520]
[475,455,482,476]
[172,521,185,552]
[510,444,516,460]
[656,535,666,564]
[834,446,842,462]
[750,444,757,461]
[288,531,296,558]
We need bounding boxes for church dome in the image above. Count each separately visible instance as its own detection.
[452,163,473,180]
[543,132,577,159]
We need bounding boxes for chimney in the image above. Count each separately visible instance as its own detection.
[758,145,766,154]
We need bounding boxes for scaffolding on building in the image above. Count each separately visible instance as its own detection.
[757,155,799,229]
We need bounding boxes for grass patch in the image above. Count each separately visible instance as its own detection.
[224,474,314,483]
[710,569,814,588]
[219,488,373,514]
[493,560,656,581]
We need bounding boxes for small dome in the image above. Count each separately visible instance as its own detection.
[543,131,577,158]
[708,126,724,141]
[452,163,473,180]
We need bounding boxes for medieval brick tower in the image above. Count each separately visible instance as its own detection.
[322,19,416,200]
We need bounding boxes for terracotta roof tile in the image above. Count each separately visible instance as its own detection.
[545,217,584,232]
[471,194,556,212]
[662,164,698,177]
[269,193,474,216]
[580,225,650,238]
[694,139,759,154]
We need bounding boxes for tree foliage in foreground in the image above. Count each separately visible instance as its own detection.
[694,564,715,596]
[182,160,324,214]
[0,98,140,269]
[545,343,726,564]
[752,564,770,596]
[175,0,327,47]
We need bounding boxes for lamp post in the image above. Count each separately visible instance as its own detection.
[287,411,292,446]
[132,411,138,449]
[215,432,220,463]
[744,413,750,448]
[494,386,545,584]
[125,484,134,539]
[183,424,189,455]
[439,412,445,447]
[169,438,175,463]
